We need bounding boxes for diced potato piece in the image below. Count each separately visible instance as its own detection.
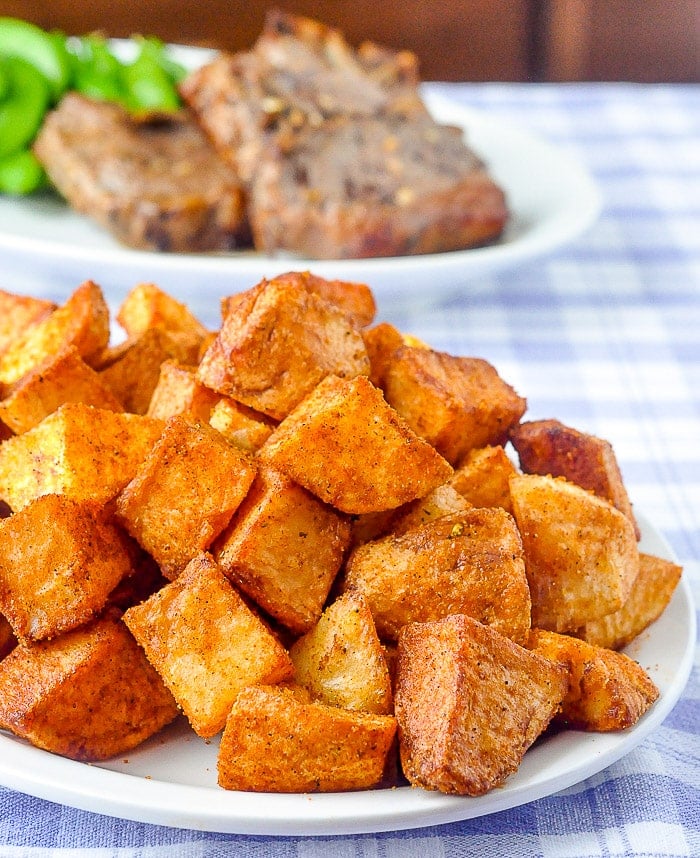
[146,359,221,421]
[0,289,55,355]
[574,552,683,650]
[123,554,294,738]
[0,615,179,761]
[0,614,16,660]
[116,281,209,351]
[289,590,393,714]
[343,507,531,644]
[395,614,567,795]
[383,348,527,465]
[510,474,639,632]
[260,374,452,514]
[362,321,406,389]
[221,271,377,329]
[218,684,397,792]
[0,494,135,642]
[0,281,109,386]
[99,327,202,414]
[208,397,276,452]
[0,403,164,512]
[0,345,122,434]
[527,628,659,731]
[117,416,256,579]
[198,276,370,420]
[386,483,472,537]
[510,418,640,538]
[214,465,350,634]
[449,445,518,513]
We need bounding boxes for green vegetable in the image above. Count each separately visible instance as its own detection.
[0,17,71,101]
[121,37,181,112]
[67,33,126,103]
[0,56,50,158]
[0,149,46,195]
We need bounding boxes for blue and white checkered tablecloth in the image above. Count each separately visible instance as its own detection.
[0,82,698,857]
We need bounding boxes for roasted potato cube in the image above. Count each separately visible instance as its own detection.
[146,359,221,421]
[217,684,397,792]
[449,444,518,513]
[222,271,376,329]
[0,494,135,642]
[0,403,164,512]
[99,327,202,414]
[207,397,276,452]
[574,552,683,650]
[123,554,294,738]
[395,614,567,796]
[0,345,122,434]
[0,615,179,761]
[527,628,659,731]
[197,276,370,420]
[260,374,452,514]
[0,289,55,356]
[214,465,350,634]
[116,281,209,352]
[386,483,472,537]
[510,474,639,632]
[343,507,531,644]
[117,416,256,578]
[0,281,110,386]
[0,613,16,660]
[382,348,526,465]
[510,418,640,538]
[362,321,408,389]
[289,590,393,714]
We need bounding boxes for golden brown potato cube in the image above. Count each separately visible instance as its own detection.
[510,474,639,632]
[214,465,350,634]
[99,327,202,414]
[207,397,276,452]
[386,483,472,537]
[527,628,659,731]
[361,321,430,390]
[222,271,377,329]
[0,281,110,386]
[510,418,640,538]
[0,614,16,660]
[123,554,294,738]
[197,276,370,420]
[383,348,527,466]
[146,359,221,421]
[343,507,531,644]
[449,444,518,513]
[0,494,135,642]
[0,289,55,355]
[116,281,209,353]
[117,416,256,579]
[395,614,567,796]
[289,590,393,714]
[0,403,164,512]
[0,614,179,761]
[575,552,683,650]
[260,374,452,514]
[218,684,397,792]
[0,345,123,434]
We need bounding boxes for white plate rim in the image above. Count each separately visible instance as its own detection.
[0,511,694,836]
[0,44,602,294]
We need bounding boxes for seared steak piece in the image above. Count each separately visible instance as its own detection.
[33,93,250,253]
[250,114,508,259]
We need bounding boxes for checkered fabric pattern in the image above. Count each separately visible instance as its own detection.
[0,83,698,857]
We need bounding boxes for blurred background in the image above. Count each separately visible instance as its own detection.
[2,0,698,82]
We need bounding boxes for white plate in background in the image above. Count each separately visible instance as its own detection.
[0,44,601,300]
[0,512,693,836]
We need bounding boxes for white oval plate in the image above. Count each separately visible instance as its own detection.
[0,512,693,836]
[0,45,601,299]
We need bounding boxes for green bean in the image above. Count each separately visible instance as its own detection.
[67,34,126,103]
[0,17,70,101]
[0,56,50,159]
[0,149,46,195]
[121,37,181,113]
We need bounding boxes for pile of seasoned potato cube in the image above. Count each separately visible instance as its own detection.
[0,273,682,796]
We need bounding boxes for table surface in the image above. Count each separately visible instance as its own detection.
[0,81,698,858]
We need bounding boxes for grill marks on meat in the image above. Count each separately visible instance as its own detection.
[181,9,508,259]
[33,94,250,253]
